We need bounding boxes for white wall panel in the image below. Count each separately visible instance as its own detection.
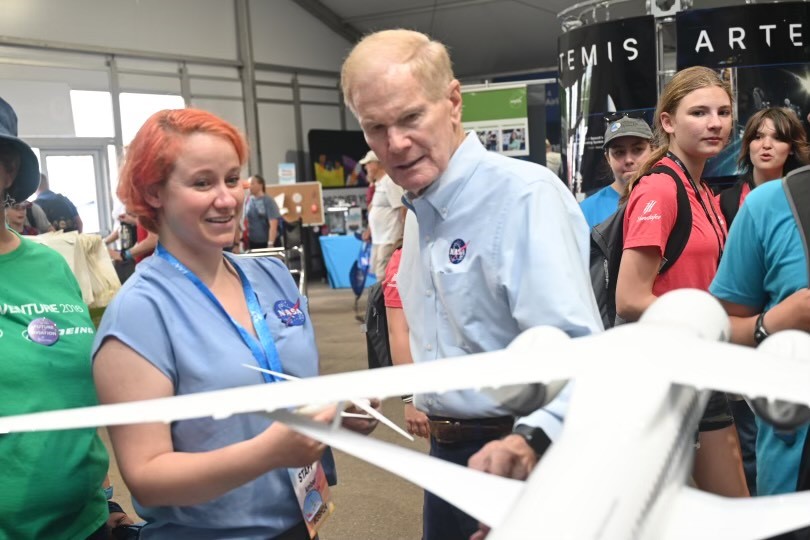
[301,104,342,153]
[191,98,247,137]
[344,110,361,131]
[0,0,238,60]
[249,0,352,72]
[257,103,297,182]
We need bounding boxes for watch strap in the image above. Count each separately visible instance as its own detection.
[754,311,770,345]
[513,424,552,458]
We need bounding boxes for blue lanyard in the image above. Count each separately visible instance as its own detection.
[155,243,283,383]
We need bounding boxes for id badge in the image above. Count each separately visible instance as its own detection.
[288,460,334,537]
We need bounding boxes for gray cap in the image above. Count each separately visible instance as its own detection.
[603,117,653,149]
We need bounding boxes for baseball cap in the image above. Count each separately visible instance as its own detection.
[0,97,40,204]
[603,116,653,149]
[359,150,379,165]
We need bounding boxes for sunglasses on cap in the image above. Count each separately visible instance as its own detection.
[603,111,647,125]
[10,201,32,211]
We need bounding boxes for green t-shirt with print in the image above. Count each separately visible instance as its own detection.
[0,236,109,539]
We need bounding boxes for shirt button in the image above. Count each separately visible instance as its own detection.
[425,235,431,242]
[425,289,432,297]
[441,207,448,216]
[425,343,433,351]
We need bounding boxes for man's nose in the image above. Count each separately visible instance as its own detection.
[388,127,411,153]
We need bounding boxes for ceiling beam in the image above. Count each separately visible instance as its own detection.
[290,0,363,44]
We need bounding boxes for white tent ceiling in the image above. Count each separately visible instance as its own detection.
[295,0,747,79]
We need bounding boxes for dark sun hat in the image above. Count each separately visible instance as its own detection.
[0,97,40,204]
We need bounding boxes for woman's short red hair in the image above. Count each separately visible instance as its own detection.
[118,108,248,232]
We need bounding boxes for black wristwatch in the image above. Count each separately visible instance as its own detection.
[513,424,552,458]
[754,311,770,345]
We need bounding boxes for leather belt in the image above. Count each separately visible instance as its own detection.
[428,415,514,444]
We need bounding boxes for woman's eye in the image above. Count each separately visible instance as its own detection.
[226,176,240,186]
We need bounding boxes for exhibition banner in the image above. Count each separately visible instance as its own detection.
[462,85,529,157]
[558,15,657,196]
[676,3,810,180]
[677,2,810,69]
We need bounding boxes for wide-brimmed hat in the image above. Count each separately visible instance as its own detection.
[359,150,379,165]
[0,97,40,204]
[603,116,653,149]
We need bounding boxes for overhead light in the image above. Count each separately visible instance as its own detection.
[561,18,583,32]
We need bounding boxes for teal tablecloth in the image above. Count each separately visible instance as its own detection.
[318,235,377,289]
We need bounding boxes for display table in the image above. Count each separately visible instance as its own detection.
[318,235,377,289]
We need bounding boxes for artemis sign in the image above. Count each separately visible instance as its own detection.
[677,3,810,68]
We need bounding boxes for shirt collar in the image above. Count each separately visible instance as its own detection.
[413,131,484,218]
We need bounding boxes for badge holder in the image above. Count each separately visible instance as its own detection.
[288,460,334,537]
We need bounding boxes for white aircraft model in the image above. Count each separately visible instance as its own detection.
[2,289,810,540]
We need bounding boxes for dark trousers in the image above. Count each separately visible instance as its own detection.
[249,240,269,250]
[423,436,496,540]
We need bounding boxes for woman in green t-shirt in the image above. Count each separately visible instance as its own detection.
[0,97,128,539]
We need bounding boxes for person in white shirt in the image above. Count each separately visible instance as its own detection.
[360,150,405,279]
[342,29,602,540]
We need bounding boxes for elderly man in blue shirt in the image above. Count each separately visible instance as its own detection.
[341,29,603,540]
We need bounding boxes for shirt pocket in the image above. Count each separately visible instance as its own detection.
[434,271,472,344]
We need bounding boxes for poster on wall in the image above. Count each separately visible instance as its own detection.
[676,2,810,181]
[558,15,657,196]
[307,129,370,189]
[462,85,529,157]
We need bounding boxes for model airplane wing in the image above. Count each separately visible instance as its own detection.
[270,409,522,528]
[0,326,576,434]
[658,486,810,540]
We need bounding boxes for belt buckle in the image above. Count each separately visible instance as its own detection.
[430,420,461,444]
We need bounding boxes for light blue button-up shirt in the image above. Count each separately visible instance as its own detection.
[399,132,603,440]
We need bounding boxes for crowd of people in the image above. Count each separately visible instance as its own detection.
[4,25,810,540]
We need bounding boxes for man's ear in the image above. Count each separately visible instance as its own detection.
[448,79,462,123]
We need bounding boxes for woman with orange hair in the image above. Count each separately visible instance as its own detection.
[92,108,377,539]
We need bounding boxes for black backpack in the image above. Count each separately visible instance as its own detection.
[37,193,79,232]
[784,166,810,497]
[589,165,692,329]
[718,177,754,229]
[363,281,393,369]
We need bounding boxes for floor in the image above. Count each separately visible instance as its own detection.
[104,281,427,539]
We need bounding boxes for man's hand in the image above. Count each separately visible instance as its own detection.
[404,403,430,439]
[768,288,810,333]
[467,434,539,540]
[468,434,538,480]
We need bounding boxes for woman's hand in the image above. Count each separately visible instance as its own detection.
[341,398,381,435]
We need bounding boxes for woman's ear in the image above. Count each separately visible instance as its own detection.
[143,183,162,209]
[660,112,675,135]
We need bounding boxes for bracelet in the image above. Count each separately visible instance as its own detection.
[107,500,125,515]
[121,249,133,261]
[401,395,414,403]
